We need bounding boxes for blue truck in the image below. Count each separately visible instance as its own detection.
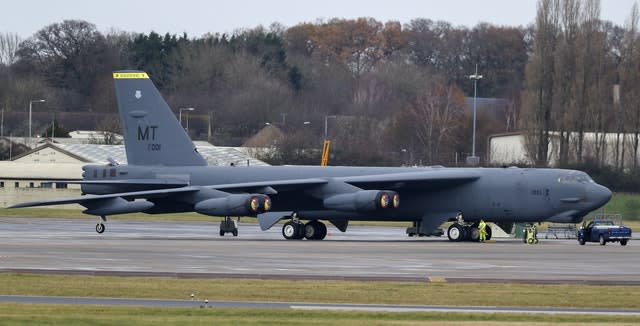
[577,218,632,246]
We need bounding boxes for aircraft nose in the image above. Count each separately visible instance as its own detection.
[588,184,612,209]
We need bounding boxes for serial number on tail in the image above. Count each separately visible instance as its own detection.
[147,144,162,151]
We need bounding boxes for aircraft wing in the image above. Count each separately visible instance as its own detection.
[337,169,481,190]
[205,170,479,194]
[206,178,329,193]
[8,186,201,208]
[10,170,479,208]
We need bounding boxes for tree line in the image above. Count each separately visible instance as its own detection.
[522,0,640,190]
[0,0,639,186]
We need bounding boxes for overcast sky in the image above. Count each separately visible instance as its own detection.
[2,0,638,39]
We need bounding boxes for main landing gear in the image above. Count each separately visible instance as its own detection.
[219,216,239,237]
[282,214,327,240]
[447,216,492,242]
[95,215,107,234]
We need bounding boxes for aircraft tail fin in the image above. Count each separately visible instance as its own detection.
[113,71,207,166]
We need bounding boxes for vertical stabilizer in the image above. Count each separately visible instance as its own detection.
[113,71,207,166]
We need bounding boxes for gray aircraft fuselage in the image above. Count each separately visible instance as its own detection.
[81,164,611,224]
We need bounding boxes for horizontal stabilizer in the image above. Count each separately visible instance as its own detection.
[62,179,189,187]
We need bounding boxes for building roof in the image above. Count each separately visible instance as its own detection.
[10,141,268,166]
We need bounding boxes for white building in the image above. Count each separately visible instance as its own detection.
[488,131,640,169]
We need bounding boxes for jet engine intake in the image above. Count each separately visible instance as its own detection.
[194,194,271,216]
[323,190,399,212]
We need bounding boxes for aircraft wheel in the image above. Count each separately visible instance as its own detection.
[96,223,105,234]
[283,221,304,240]
[304,222,318,240]
[447,224,464,242]
[469,225,480,242]
[295,223,306,239]
[599,235,606,246]
[316,222,327,240]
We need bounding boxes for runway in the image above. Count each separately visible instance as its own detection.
[1,217,639,284]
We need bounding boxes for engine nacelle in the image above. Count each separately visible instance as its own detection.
[323,190,399,212]
[83,197,154,215]
[194,194,271,216]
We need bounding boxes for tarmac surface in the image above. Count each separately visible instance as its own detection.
[1,217,639,284]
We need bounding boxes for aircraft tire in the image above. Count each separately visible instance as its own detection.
[469,225,480,242]
[304,221,327,240]
[304,222,318,240]
[96,223,105,234]
[447,224,464,242]
[283,221,305,240]
[316,222,327,240]
[295,223,306,239]
[282,222,297,240]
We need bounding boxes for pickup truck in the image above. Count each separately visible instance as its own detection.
[577,219,632,246]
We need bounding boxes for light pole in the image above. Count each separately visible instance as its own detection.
[324,115,337,139]
[468,65,482,164]
[179,107,195,131]
[29,99,46,144]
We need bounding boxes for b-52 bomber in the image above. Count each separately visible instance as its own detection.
[10,71,613,242]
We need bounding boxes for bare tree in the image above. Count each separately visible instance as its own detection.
[621,3,640,172]
[522,0,560,166]
[409,82,466,164]
[0,32,21,65]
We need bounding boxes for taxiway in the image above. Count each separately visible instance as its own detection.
[1,217,638,284]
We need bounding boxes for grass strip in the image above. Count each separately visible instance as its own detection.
[0,303,639,325]
[1,273,639,310]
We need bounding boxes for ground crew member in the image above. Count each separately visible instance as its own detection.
[526,224,539,244]
[478,219,487,242]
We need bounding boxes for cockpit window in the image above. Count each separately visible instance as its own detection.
[558,173,594,184]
